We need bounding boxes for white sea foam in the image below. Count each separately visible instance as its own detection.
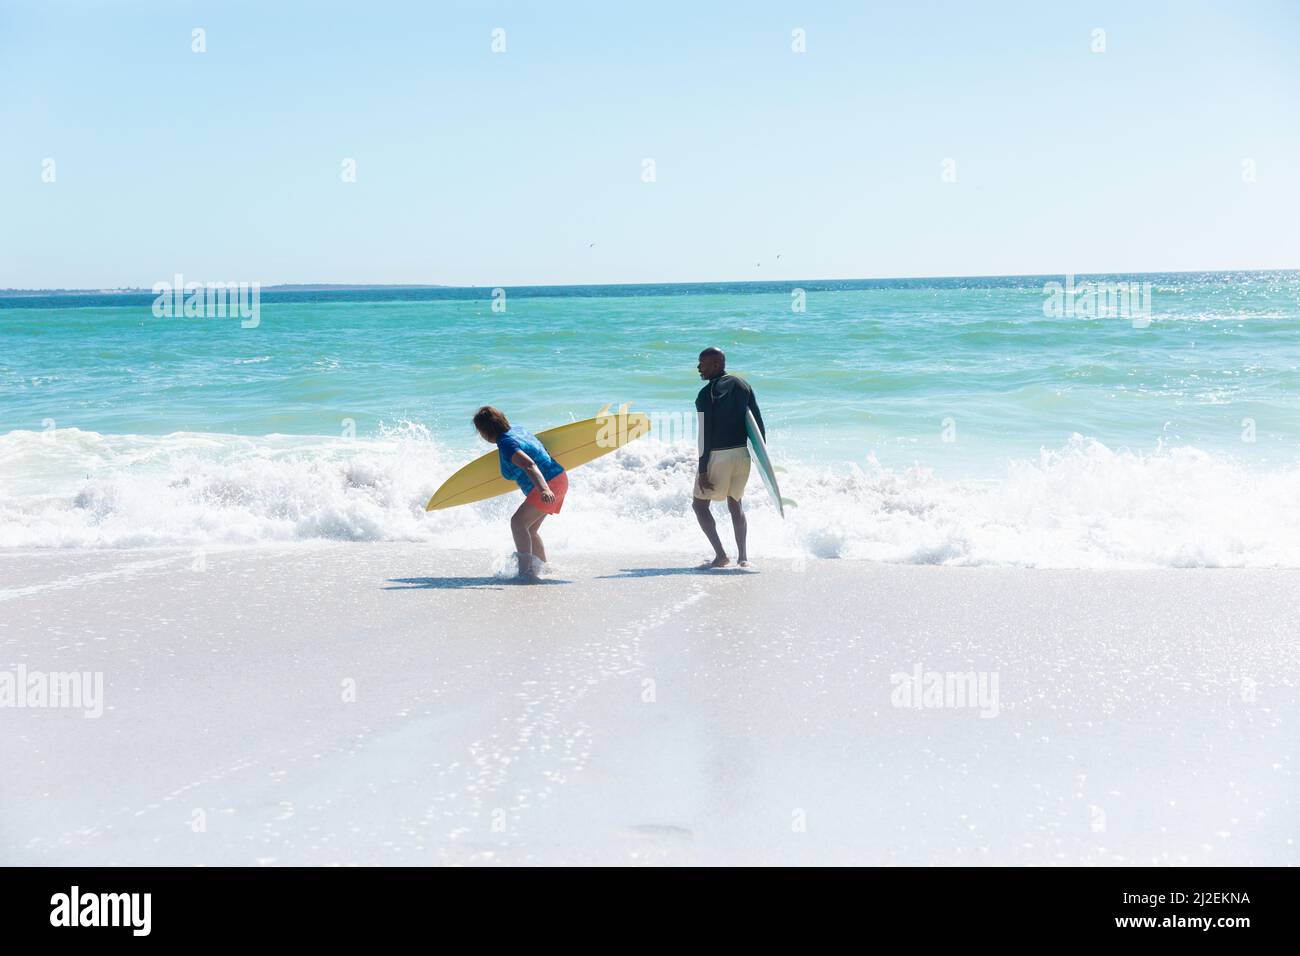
[3,426,1300,567]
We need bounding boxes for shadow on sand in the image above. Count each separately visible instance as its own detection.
[596,566,757,579]
[384,576,572,591]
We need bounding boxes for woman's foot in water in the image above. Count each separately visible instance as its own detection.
[515,552,543,582]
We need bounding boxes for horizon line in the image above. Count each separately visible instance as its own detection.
[2,266,1298,297]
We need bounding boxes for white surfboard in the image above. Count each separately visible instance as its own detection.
[745,409,783,518]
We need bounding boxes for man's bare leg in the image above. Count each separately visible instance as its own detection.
[693,497,730,568]
[727,496,748,565]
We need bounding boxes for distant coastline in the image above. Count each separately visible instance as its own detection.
[0,283,454,297]
[1,269,1295,301]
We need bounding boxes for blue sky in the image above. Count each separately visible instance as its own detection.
[2,0,1297,288]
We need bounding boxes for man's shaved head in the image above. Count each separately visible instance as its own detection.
[697,347,726,379]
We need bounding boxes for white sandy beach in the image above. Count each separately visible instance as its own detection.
[1,544,1297,866]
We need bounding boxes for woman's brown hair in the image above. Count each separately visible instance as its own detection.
[472,405,510,440]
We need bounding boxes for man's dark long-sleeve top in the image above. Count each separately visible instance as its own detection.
[695,373,765,472]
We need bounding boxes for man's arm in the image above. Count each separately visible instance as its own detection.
[696,391,713,477]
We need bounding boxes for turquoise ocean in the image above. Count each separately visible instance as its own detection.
[3,271,1299,566]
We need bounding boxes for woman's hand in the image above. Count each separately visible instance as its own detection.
[512,450,556,503]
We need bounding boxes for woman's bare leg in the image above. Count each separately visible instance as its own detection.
[510,502,544,576]
[529,513,548,564]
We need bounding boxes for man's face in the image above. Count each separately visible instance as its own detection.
[697,353,722,379]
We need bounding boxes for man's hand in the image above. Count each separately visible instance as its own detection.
[539,486,556,504]
[698,471,714,492]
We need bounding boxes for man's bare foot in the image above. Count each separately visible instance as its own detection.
[738,559,751,568]
[696,555,730,570]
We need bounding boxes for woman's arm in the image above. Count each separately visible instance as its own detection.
[511,450,555,502]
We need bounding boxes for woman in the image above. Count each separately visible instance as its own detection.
[472,406,568,581]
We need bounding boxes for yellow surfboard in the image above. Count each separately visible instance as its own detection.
[425,405,651,511]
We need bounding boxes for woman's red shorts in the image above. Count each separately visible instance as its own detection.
[525,470,568,515]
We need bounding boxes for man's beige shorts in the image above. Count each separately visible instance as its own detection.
[693,446,751,501]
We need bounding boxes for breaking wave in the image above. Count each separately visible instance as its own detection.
[3,425,1300,567]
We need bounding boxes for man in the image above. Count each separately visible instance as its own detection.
[693,347,765,569]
